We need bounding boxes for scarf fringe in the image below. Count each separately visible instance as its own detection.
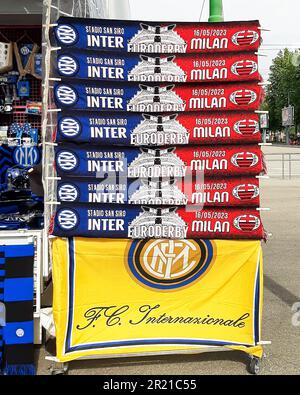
[3,364,36,376]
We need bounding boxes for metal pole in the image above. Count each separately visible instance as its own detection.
[209,0,224,22]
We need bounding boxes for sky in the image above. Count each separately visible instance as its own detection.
[129,0,300,80]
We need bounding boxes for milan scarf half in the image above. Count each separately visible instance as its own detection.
[0,244,35,376]
[54,17,261,54]
[54,111,262,146]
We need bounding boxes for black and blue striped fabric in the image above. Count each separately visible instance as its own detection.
[0,249,4,369]
[0,244,35,375]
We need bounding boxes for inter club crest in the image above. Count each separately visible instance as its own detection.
[231,60,258,76]
[127,239,213,290]
[58,116,82,138]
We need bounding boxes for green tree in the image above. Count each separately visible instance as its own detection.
[264,49,300,133]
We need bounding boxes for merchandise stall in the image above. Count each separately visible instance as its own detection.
[42,0,271,376]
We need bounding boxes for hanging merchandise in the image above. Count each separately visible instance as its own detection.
[55,111,262,146]
[50,204,265,240]
[0,35,13,74]
[13,41,39,78]
[54,80,263,112]
[54,144,265,178]
[56,176,260,207]
[54,17,261,54]
[55,50,260,83]
[0,244,35,375]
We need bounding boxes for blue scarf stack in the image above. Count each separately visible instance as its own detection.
[0,244,35,375]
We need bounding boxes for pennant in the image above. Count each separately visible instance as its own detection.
[54,17,261,54]
[54,81,263,112]
[55,111,262,146]
[56,176,260,207]
[54,144,265,178]
[52,237,263,362]
[56,50,260,83]
[50,205,265,240]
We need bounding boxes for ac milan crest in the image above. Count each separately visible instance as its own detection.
[128,55,186,82]
[131,114,189,146]
[233,214,261,232]
[231,60,258,76]
[233,119,259,136]
[230,89,257,106]
[232,184,260,201]
[231,30,259,47]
